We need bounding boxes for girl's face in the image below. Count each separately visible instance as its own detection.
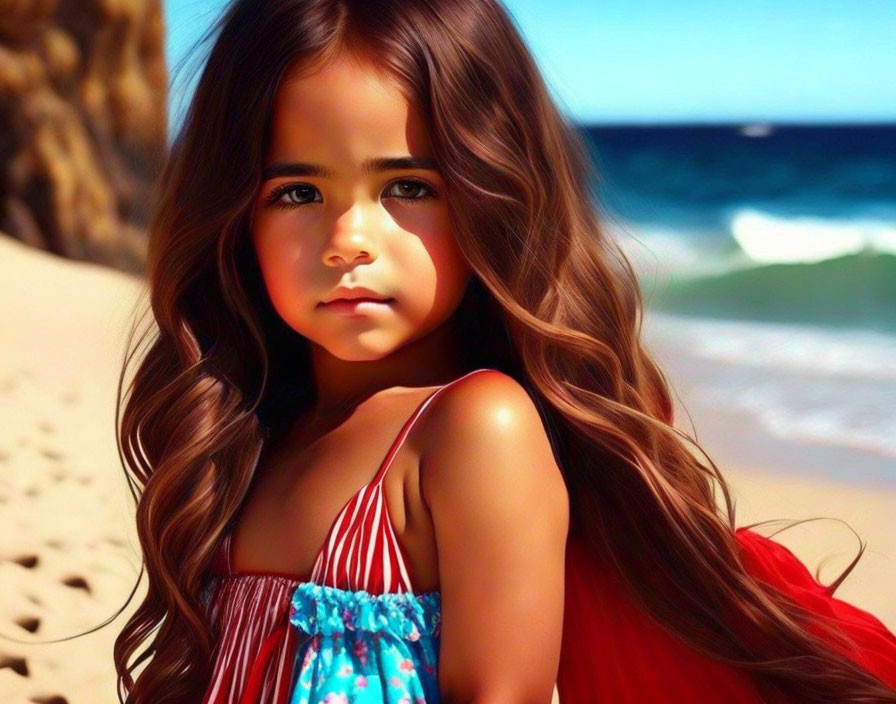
[250,51,472,363]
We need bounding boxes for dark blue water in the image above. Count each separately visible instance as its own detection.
[583,124,896,223]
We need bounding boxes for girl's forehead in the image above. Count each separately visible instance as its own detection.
[277,51,404,107]
[265,55,432,160]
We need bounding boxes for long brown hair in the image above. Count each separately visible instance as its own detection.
[64,0,896,701]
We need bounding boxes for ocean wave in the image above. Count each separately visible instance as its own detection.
[649,250,896,330]
[611,222,744,279]
[730,208,896,264]
[612,208,896,278]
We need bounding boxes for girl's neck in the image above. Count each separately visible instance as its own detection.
[308,315,468,414]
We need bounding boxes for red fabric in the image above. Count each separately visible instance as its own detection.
[237,619,288,704]
[201,570,302,704]
[557,527,896,702]
[734,527,896,689]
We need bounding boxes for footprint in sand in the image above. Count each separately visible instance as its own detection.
[10,554,40,568]
[14,615,40,634]
[0,652,28,676]
[60,575,91,594]
[39,447,64,462]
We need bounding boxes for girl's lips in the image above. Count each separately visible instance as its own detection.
[321,297,395,315]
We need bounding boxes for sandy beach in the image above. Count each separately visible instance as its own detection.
[0,232,893,703]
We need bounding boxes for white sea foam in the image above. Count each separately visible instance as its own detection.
[609,221,746,279]
[648,314,896,380]
[646,313,896,459]
[730,208,896,264]
[726,382,896,459]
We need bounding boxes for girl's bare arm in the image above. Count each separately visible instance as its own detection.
[420,370,569,704]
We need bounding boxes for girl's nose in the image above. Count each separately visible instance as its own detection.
[322,202,381,268]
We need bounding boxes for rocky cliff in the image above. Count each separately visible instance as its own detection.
[0,0,167,273]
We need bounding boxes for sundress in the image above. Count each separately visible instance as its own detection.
[201,368,493,704]
[201,365,896,703]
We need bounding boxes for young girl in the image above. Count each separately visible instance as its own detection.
[108,0,896,702]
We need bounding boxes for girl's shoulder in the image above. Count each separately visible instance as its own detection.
[430,367,532,418]
[415,368,567,514]
[419,368,538,447]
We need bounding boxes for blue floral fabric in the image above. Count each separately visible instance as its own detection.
[288,582,442,703]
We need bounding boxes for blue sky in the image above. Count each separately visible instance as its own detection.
[164,0,896,126]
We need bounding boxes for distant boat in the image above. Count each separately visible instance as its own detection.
[739,123,775,138]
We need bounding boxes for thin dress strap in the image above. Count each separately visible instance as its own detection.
[370,368,496,486]
[310,367,496,593]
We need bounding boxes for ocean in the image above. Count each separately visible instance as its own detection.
[581,125,896,485]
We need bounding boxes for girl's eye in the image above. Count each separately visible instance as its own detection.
[263,179,438,209]
[383,179,437,201]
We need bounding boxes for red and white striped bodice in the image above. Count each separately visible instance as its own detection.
[201,368,494,704]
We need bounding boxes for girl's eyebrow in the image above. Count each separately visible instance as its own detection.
[261,156,441,181]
